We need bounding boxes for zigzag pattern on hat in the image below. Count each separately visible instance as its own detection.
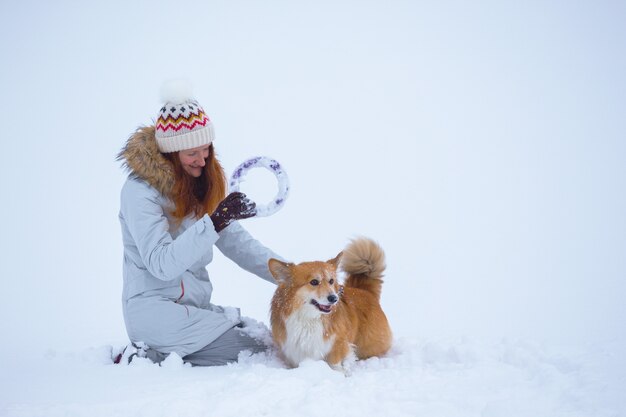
[156,112,209,133]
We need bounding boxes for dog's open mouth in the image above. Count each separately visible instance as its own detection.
[311,300,333,314]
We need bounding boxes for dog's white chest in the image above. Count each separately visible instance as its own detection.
[282,311,334,367]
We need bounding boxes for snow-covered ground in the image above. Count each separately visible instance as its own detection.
[1,323,624,417]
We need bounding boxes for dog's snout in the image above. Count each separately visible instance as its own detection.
[327,294,338,304]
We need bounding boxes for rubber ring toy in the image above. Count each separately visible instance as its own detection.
[229,156,290,217]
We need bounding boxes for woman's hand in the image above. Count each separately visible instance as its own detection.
[210,192,256,232]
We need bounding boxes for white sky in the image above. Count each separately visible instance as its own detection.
[1,0,625,354]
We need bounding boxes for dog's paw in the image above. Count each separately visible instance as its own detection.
[329,362,353,377]
[329,349,356,376]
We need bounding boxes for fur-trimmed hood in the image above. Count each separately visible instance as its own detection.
[117,126,175,198]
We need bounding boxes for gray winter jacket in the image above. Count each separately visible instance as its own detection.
[118,126,279,357]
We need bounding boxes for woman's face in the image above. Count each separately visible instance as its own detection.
[178,145,210,177]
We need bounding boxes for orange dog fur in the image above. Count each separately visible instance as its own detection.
[268,237,392,373]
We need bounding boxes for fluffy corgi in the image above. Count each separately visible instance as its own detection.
[268,237,392,373]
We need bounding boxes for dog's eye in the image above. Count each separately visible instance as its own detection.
[329,279,334,285]
[310,279,320,286]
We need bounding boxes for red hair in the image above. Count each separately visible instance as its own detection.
[164,144,227,221]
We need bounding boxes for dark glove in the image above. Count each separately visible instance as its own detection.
[210,192,256,233]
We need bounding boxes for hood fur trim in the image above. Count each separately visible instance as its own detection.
[117,126,175,198]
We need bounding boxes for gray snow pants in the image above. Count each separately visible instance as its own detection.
[144,326,267,366]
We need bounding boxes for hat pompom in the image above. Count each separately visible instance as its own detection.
[160,79,194,104]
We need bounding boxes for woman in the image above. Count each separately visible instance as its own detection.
[115,90,280,366]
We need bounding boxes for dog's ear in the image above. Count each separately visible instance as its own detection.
[268,258,294,284]
[327,251,343,268]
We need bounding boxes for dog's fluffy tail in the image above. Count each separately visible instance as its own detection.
[341,237,386,300]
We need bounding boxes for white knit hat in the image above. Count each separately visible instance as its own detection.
[154,80,215,153]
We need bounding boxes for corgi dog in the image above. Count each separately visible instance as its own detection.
[268,237,392,373]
